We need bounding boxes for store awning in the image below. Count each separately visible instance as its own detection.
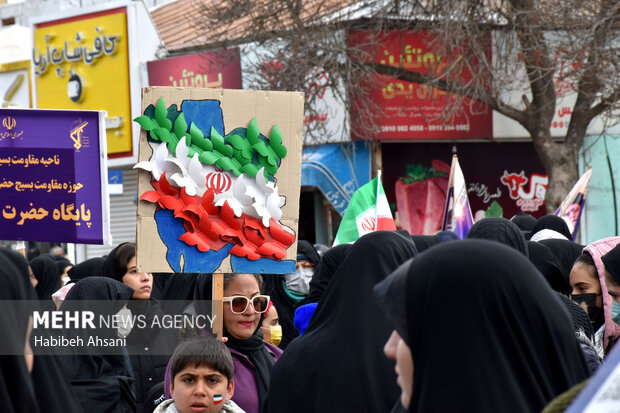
[301,141,371,215]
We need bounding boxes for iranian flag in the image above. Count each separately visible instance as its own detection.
[333,172,396,245]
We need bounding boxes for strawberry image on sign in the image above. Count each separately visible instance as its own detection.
[395,160,449,235]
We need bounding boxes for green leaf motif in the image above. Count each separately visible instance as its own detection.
[269,124,287,158]
[190,122,204,140]
[485,201,503,218]
[174,113,189,145]
[246,118,261,146]
[134,116,157,131]
[199,151,222,165]
[240,163,260,177]
[226,134,253,165]
[193,136,213,152]
[210,128,233,157]
[215,157,242,176]
[155,127,173,144]
[154,98,172,130]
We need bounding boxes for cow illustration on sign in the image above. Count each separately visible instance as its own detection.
[500,170,548,212]
[134,97,296,273]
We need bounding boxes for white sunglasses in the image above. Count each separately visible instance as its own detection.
[222,295,270,314]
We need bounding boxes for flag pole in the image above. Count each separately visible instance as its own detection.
[375,170,382,231]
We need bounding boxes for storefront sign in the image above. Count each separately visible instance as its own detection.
[33,7,133,157]
[147,48,242,89]
[348,30,492,140]
[0,108,109,244]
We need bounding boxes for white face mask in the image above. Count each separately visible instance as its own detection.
[116,307,134,339]
[284,268,314,295]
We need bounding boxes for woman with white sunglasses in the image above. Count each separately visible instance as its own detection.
[222,273,283,413]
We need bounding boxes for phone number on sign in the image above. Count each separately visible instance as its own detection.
[381,124,470,133]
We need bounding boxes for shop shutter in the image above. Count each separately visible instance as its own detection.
[85,168,138,259]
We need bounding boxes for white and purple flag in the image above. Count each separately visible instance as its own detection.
[441,154,474,239]
[555,166,592,241]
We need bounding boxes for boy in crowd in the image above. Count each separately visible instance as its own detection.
[155,336,245,413]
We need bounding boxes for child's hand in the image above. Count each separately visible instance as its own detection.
[218,336,228,343]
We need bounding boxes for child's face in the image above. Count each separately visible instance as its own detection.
[171,364,234,413]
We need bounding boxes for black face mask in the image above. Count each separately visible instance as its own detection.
[572,293,604,331]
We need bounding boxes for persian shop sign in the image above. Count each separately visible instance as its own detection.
[0,108,110,244]
[348,30,492,140]
[33,8,132,157]
[146,48,242,89]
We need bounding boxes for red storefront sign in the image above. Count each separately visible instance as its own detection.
[348,30,492,140]
[147,48,242,89]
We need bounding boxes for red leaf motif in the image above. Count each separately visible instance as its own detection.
[139,191,162,203]
[159,195,183,212]
[269,219,295,246]
[201,188,219,214]
[220,201,242,230]
[180,187,198,205]
[183,204,203,217]
[159,171,179,196]
[174,212,199,232]
[244,225,266,247]
[198,213,213,235]
[179,232,211,252]
[256,242,283,259]
[230,245,261,261]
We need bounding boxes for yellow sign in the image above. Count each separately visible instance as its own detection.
[33,9,132,156]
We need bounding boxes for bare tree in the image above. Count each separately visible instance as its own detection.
[189,0,619,211]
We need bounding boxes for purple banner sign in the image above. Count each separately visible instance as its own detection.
[0,108,109,244]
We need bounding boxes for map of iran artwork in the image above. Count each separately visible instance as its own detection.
[134,87,304,274]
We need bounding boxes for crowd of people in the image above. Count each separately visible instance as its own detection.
[4,212,620,412]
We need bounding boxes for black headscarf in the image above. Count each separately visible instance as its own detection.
[30,255,61,301]
[554,292,594,340]
[510,212,537,239]
[60,277,136,412]
[0,248,81,413]
[602,244,620,284]
[304,244,351,304]
[410,235,440,252]
[375,239,588,413]
[0,248,39,413]
[67,257,105,283]
[55,257,73,276]
[61,277,134,375]
[532,215,572,240]
[100,243,133,282]
[540,239,584,284]
[263,241,320,348]
[527,241,572,295]
[296,240,321,266]
[465,217,528,256]
[266,231,418,413]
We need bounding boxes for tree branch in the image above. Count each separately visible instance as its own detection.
[367,62,528,126]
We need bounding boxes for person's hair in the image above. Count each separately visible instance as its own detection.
[50,246,65,256]
[223,273,263,293]
[575,252,598,278]
[170,336,234,386]
[114,243,136,276]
